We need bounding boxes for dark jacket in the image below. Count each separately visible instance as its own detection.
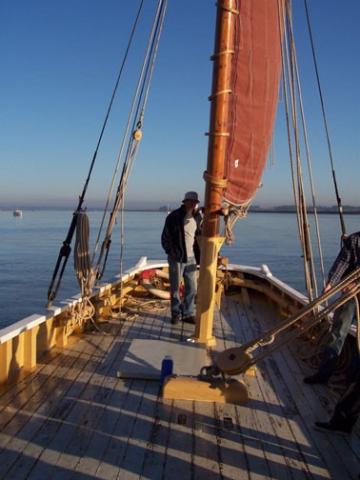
[161,205,202,264]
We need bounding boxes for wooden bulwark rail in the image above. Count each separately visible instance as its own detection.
[0,314,44,383]
[0,258,315,386]
[0,257,156,385]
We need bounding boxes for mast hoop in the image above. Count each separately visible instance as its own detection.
[203,170,227,188]
[208,89,232,100]
[210,49,235,60]
[205,131,230,137]
[216,2,239,15]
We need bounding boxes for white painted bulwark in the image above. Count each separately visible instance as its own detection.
[0,314,46,344]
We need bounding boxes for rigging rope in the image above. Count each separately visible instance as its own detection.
[228,267,360,374]
[47,0,145,304]
[91,0,166,265]
[74,211,93,297]
[278,0,318,301]
[92,0,168,287]
[72,211,97,329]
[293,52,326,288]
[303,0,346,237]
[286,3,318,300]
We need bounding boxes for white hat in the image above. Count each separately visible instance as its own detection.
[183,191,199,203]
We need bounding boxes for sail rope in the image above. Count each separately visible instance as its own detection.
[91,0,166,266]
[277,0,355,364]
[92,0,168,290]
[293,53,326,288]
[282,1,326,288]
[228,267,360,372]
[277,0,318,301]
[74,211,93,297]
[223,200,252,245]
[287,6,318,300]
[47,0,145,304]
[304,0,346,237]
[73,211,97,330]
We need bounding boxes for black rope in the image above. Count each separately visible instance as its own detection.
[304,0,346,237]
[47,1,145,304]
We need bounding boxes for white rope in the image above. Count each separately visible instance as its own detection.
[72,212,97,329]
[74,212,94,297]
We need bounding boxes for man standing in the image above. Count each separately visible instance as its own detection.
[304,232,360,385]
[161,192,202,324]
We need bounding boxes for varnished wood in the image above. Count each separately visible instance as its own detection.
[203,0,237,237]
[163,376,248,404]
[195,0,237,345]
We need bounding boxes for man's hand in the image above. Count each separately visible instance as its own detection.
[323,283,332,294]
[342,282,357,293]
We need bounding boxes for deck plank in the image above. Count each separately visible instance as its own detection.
[256,298,360,478]
[0,348,62,410]
[233,293,327,480]
[162,399,195,479]
[227,296,292,480]
[212,303,252,480]
[26,305,159,480]
[0,291,358,479]
[115,305,168,479]
[4,328,121,480]
[245,293,359,480]
[117,300,196,479]
[0,333,113,479]
[95,303,169,479]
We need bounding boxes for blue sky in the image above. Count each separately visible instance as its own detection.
[0,0,359,209]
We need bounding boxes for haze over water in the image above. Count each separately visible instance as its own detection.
[1,210,358,328]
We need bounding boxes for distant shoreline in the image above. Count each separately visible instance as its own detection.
[250,209,360,215]
[1,207,360,215]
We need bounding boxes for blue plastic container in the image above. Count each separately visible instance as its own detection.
[160,355,173,386]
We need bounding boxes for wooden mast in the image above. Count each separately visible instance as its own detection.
[195,0,238,345]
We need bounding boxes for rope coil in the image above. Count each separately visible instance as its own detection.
[203,170,227,188]
[47,0,146,304]
[210,49,235,60]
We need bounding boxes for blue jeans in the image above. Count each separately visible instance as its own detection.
[168,256,197,318]
[318,299,356,380]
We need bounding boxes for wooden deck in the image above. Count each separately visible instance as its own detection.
[0,291,359,479]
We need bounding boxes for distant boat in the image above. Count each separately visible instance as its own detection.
[158,205,171,214]
[13,209,23,217]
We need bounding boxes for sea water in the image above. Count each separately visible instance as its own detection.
[0,210,359,328]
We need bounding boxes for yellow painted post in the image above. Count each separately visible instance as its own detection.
[56,324,68,349]
[0,340,12,384]
[24,327,38,371]
[195,236,225,346]
[17,332,25,368]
